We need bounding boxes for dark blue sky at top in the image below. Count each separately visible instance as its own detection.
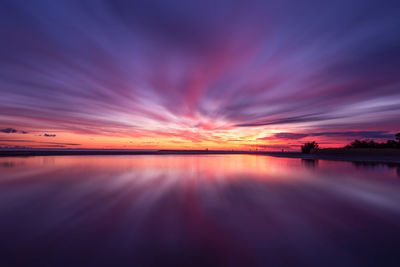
[0,0,399,148]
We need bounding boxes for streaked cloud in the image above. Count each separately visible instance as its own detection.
[261,131,394,140]
[0,128,17,134]
[0,0,399,149]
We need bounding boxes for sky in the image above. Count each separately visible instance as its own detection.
[0,0,400,150]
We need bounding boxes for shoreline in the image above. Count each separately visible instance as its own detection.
[1,149,400,164]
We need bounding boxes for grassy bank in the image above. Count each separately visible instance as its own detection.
[313,148,400,157]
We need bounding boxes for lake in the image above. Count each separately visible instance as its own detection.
[1,155,400,266]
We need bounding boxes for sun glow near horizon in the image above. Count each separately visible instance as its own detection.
[1,0,399,150]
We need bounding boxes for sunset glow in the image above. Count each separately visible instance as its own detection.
[1,0,399,150]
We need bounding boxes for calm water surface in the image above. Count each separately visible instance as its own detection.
[1,155,400,266]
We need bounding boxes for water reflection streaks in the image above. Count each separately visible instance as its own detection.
[0,155,400,266]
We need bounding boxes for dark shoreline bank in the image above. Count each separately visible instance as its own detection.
[1,149,400,164]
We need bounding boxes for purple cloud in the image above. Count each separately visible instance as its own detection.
[262,131,394,140]
[1,128,17,133]
[0,0,399,147]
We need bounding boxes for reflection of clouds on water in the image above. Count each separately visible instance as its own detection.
[0,155,400,266]
[0,161,15,168]
[0,160,26,168]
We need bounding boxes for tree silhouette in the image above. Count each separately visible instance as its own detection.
[345,133,400,149]
[301,141,319,154]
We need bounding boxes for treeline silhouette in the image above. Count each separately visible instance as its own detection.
[345,138,400,149]
[301,132,400,153]
[345,132,400,149]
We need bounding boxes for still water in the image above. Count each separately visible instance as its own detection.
[1,155,400,266]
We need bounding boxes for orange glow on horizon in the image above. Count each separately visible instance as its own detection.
[0,125,352,151]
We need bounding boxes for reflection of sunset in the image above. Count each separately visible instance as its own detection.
[1,155,400,266]
[2,155,304,181]
[1,1,399,151]
[2,155,399,183]
[1,1,400,266]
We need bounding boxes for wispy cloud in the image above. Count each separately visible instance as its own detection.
[0,128,17,133]
[260,131,394,141]
[1,128,29,134]
[0,139,80,146]
[0,0,399,148]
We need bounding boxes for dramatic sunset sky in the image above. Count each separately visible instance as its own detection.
[1,0,399,150]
